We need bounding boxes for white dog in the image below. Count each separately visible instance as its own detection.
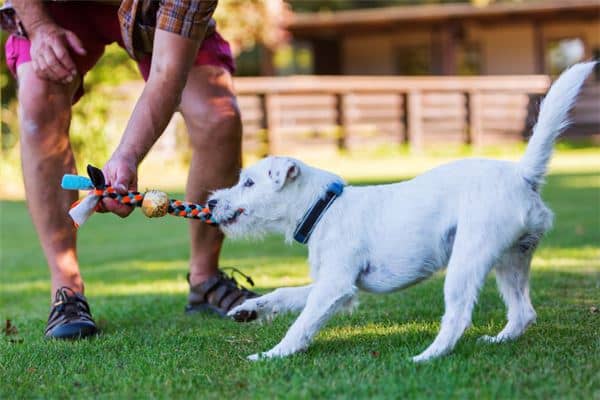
[208,62,595,362]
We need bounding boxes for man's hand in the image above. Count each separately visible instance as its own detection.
[99,152,138,218]
[29,22,86,83]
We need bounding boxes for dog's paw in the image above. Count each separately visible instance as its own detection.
[228,299,261,322]
[247,344,302,361]
[411,346,447,363]
[247,350,278,361]
[228,305,258,323]
[411,353,432,363]
[247,353,263,361]
[478,334,509,344]
[228,298,278,323]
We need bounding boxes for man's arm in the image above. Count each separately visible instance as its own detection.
[101,28,201,215]
[111,28,200,172]
[11,0,85,83]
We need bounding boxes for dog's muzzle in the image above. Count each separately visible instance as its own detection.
[209,199,244,225]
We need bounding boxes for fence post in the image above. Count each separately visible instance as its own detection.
[265,94,281,154]
[258,93,270,156]
[407,90,423,153]
[400,92,409,144]
[335,93,347,151]
[467,91,483,147]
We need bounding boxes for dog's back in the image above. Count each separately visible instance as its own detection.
[330,62,596,292]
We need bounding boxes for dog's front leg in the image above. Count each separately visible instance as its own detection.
[228,284,314,323]
[248,279,357,361]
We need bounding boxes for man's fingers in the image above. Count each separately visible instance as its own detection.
[102,167,116,189]
[100,198,134,218]
[114,171,137,194]
[31,58,41,75]
[33,56,51,80]
[64,31,86,55]
[114,183,129,194]
[42,50,72,82]
[50,40,77,78]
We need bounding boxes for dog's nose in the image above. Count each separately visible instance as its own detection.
[207,199,218,211]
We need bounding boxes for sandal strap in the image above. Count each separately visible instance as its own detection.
[188,273,222,303]
[221,291,244,311]
[209,283,230,306]
[187,269,258,314]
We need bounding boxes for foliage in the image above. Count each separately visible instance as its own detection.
[213,0,289,56]
[1,150,599,399]
[1,31,18,151]
[0,42,138,171]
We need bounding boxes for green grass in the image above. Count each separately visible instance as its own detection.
[1,151,599,399]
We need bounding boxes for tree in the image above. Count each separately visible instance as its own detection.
[213,0,290,56]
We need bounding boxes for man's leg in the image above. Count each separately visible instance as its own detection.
[18,63,98,339]
[17,63,83,296]
[178,65,258,315]
[178,65,242,286]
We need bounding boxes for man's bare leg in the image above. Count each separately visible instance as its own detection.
[178,65,242,287]
[17,63,83,298]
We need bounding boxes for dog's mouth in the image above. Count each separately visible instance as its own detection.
[220,208,245,226]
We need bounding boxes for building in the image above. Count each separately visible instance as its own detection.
[285,0,600,77]
[229,0,598,152]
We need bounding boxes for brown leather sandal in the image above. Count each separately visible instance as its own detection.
[185,268,259,317]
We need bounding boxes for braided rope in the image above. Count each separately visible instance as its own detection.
[95,187,217,225]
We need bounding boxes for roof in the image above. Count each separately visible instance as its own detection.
[287,0,600,35]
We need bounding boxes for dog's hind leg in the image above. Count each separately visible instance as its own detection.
[412,221,515,363]
[247,278,357,360]
[480,249,536,343]
[228,284,313,323]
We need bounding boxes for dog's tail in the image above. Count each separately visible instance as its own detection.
[519,61,596,186]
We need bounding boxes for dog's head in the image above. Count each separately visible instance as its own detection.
[208,156,343,241]
[208,156,305,239]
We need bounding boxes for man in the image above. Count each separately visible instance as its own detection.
[2,0,257,339]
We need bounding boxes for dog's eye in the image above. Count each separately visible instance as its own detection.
[243,178,254,188]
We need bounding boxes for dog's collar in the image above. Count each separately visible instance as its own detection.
[293,181,344,244]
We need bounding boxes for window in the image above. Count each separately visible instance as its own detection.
[546,38,585,76]
[457,43,481,76]
[396,46,431,75]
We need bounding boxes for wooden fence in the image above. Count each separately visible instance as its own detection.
[233,75,599,155]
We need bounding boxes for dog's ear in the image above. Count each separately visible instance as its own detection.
[269,157,300,191]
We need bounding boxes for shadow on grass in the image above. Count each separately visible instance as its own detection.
[2,265,597,354]
[1,169,598,348]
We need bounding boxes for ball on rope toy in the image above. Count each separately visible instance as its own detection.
[61,164,219,228]
[141,190,169,218]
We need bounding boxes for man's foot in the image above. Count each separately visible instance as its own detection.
[45,287,98,339]
[185,268,259,317]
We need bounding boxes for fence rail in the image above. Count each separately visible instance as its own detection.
[233,75,598,155]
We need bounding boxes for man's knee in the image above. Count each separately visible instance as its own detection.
[184,95,242,148]
[17,67,73,144]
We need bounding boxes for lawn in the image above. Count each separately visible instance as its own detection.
[1,149,599,399]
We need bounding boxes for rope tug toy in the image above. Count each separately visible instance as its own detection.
[62,165,220,229]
